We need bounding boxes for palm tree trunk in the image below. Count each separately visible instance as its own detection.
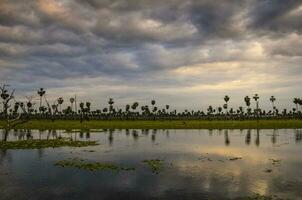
[256,101,259,123]
[39,96,42,114]
[75,95,77,114]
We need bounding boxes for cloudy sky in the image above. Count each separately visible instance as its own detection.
[0,0,301,110]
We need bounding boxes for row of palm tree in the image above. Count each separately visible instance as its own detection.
[0,86,301,121]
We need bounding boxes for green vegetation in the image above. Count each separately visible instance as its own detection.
[0,138,98,149]
[55,158,135,172]
[236,193,282,200]
[1,119,302,130]
[143,159,163,174]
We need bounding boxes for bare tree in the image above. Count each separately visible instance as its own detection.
[0,84,30,129]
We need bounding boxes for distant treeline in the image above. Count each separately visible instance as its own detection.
[1,86,302,124]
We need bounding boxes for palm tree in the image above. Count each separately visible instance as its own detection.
[69,97,75,112]
[26,101,33,112]
[270,96,276,111]
[108,98,114,113]
[74,94,78,114]
[223,104,228,115]
[103,107,108,113]
[152,106,158,113]
[51,104,58,113]
[244,96,251,116]
[207,106,214,116]
[37,88,46,113]
[131,102,139,112]
[57,97,64,112]
[218,107,222,115]
[165,105,170,111]
[151,100,156,114]
[293,98,299,111]
[86,102,91,113]
[239,106,243,115]
[253,94,259,103]
[244,96,251,108]
[125,104,130,113]
[224,95,230,114]
[253,94,260,119]
[298,98,302,112]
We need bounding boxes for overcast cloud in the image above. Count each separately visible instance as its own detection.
[0,0,301,110]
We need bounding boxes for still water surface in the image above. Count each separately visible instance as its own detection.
[1,129,302,200]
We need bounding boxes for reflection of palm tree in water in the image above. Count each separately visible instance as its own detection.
[271,129,277,144]
[26,129,32,140]
[151,129,157,142]
[18,131,26,140]
[0,131,12,163]
[13,129,18,137]
[141,129,146,135]
[255,129,260,147]
[79,130,84,138]
[143,129,149,135]
[108,129,114,145]
[132,130,138,141]
[86,130,90,139]
[0,149,10,165]
[165,130,169,138]
[151,134,156,142]
[37,148,44,159]
[224,130,230,146]
[245,130,251,145]
[208,129,213,136]
[52,130,58,139]
[2,129,9,141]
[295,129,302,143]
[125,129,130,136]
[46,130,58,140]
[38,130,42,140]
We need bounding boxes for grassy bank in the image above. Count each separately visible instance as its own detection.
[1,119,302,130]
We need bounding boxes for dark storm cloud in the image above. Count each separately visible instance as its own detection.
[248,0,302,34]
[0,0,301,109]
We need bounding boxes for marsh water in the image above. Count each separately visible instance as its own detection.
[1,129,302,200]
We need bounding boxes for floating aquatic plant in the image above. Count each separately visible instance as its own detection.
[0,138,99,149]
[269,159,281,165]
[142,159,163,174]
[82,149,96,152]
[265,169,273,173]
[229,157,242,161]
[55,158,135,172]
[237,193,281,200]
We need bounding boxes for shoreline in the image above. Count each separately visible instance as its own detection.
[1,119,302,130]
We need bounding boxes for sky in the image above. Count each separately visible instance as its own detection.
[0,0,302,111]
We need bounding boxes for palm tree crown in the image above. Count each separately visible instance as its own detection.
[253,94,259,101]
[224,95,230,103]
